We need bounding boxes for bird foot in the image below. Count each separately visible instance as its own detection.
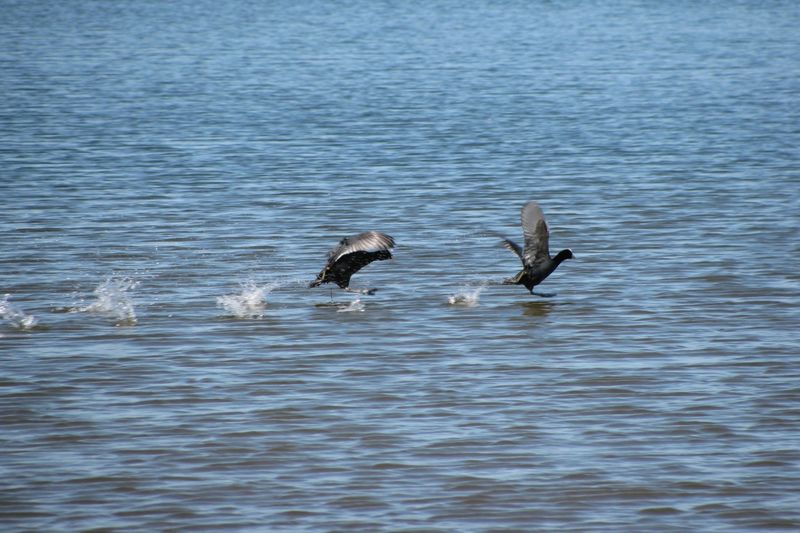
[531,291,556,298]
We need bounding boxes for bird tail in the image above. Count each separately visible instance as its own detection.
[503,271,524,285]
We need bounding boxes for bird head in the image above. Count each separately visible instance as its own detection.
[556,249,574,261]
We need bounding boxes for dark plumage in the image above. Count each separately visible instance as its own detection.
[309,231,395,295]
[502,201,573,295]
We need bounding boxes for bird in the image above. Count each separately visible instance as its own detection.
[501,201,573,296]
[309,231,395,295]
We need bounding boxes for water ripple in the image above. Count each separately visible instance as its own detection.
[2,0,800,531]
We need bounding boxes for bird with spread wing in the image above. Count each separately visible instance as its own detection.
[502,201,573,296]
[309,231,395,295]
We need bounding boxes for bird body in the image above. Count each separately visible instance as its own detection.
[502,201,573,295]
[309,231,395,294]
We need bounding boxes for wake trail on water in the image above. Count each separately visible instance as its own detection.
[0,294,38,330]
[74,277,139,326]
[337,297,365,313]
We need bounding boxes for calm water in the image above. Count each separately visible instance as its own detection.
[2,1,800,531]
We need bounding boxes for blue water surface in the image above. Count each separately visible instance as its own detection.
[2,1,799,531]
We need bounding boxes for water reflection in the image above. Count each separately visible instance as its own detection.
[519,300,556,317]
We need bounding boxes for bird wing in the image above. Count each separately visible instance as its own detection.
[327,231,395,264]
[520,201,550,267]
[501,239,525,265]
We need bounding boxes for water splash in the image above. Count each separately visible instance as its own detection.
[0,294,38,330]
[217,280,277,318]
[76,277,139,326]
[448,285,486,307]
[337,298,365,313]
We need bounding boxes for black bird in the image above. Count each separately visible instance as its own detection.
[309,231,395,295]
[502,201,573,296]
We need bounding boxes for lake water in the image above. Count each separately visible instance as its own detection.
[2,1,799,531]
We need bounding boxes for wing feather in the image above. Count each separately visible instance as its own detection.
[520,201,550,266]
[327,231,395,264]
[502,239,525,265]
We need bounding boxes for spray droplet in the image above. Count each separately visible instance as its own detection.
[76,278,138,326]
[448,285,485,307]
[337,298,365,313]
[0,294,38,330]
[217,280,278,318]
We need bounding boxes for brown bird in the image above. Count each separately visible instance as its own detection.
[502,201,573,296]
[309,231,395,295]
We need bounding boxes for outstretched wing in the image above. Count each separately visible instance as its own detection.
[501,239,525,266]
[327,231,395,265]
[520,201,550,267]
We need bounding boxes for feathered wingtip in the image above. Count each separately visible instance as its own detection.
[501,238,523,259]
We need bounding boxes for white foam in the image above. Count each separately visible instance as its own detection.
[76,277,138,325]
[337,298,365,313]
[447,285,486,307]
[0,294,38,330]
[217,280,277,318]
